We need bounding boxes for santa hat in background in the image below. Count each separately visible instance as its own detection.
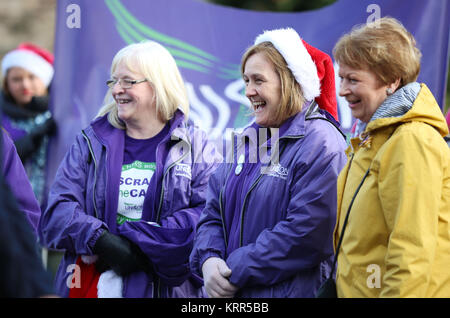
[1,42,54,87]
[254,28,339,121]
[68,255,123,298]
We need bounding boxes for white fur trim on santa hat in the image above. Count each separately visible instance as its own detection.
[98,270,123,298]
[1,49,54,86]
[79,255,123,298]
[254,28,320,101]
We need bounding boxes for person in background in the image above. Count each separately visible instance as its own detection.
[190,28,347,298]
[39,41,221,298]
[333,17,450,297]
[1,42,56,207]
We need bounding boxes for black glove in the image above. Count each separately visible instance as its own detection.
[94,257,111,274]
[15,116,57,161]
[93,231,151,276]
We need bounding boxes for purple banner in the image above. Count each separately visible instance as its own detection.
[48,0,450,187]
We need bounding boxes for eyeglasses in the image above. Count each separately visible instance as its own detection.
[106,78,147,89]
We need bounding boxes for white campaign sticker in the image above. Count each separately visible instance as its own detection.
[117,161,155,225]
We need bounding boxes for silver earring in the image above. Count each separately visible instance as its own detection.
[386,88,393,95]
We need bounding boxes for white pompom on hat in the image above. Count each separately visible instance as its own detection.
[1,42,54,87]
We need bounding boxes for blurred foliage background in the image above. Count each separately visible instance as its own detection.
[0,0,56,56]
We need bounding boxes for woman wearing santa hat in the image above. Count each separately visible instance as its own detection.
[1,43,57,207]
[190,28,347,298]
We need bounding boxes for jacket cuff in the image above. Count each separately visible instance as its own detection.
[198,251,223,274]
[87,228,107,254]
[225,251,245,287]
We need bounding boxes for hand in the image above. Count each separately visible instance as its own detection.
[202,257,238,298]
[93,231,151,276]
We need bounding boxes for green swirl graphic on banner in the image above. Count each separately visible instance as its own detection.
[105,0,241,80]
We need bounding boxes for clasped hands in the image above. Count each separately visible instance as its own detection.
[202,257,238,298]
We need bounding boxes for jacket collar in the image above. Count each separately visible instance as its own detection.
[229,101,315,164]
[365,83,449,137]
[237,100,315,143]
[167,108,190,144]
[355,82,420,136]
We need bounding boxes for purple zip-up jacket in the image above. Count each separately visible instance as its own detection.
[39,110,222,297]
[2,129,41,234]
[190,102,348,297]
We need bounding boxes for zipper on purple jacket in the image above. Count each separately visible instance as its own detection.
[238,135,303,247]
[218,163,234,251]
[154,131,191,298]
[81,130,99,219]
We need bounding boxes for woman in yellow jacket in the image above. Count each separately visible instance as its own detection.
[333,17,450,297]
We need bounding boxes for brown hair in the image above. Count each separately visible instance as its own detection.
[241,41,305,127]
[333,17,421,87]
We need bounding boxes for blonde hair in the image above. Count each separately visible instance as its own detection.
[97,41,189,129]
[241,42,305,127]
[333,17,421,87]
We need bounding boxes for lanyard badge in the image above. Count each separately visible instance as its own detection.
[235,154,245,175]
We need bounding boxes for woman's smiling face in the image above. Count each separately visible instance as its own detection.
[243,52,282,128]
[111,61,155,128]
[338,63,391,123]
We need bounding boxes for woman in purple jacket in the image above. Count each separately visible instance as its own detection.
[38,41,221,298]
[190,28,348,298]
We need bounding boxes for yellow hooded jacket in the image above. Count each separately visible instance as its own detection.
[335,84,450,297]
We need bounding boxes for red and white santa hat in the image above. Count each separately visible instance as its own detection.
[1,42,54,87]
[69,255,123,298]
[254,28,338,121]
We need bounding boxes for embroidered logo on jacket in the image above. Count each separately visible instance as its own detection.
[174,163,192,179]
[264,163,289,180]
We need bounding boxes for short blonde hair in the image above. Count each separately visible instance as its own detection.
[97,41,189,129]
[333,17,421,87]
[241,42,305,127]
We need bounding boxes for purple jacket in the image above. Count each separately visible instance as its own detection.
[39,110,222,297]
[190,102,348,297]
[1,129,41,234]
